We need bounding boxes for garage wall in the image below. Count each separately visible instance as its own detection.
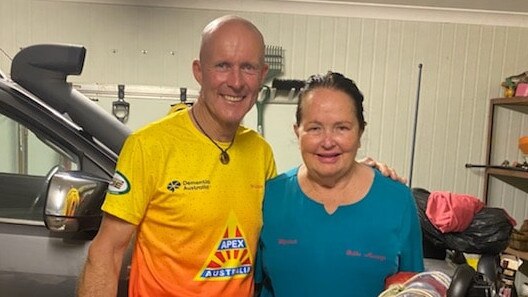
[1,0,528,221]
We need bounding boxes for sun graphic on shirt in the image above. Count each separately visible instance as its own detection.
[195,212,253,281]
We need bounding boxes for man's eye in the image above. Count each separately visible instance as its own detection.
[216,63,229,71]
[242,64,258,74]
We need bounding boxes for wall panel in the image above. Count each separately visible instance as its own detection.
[1,0,528,222]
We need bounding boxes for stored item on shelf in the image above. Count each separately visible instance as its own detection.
[503,86,515,98]
[509,229,528,251]
[520,136,528,156]
[521,219,528,233]
[510,219,528,251]
[497,254,522,297]
[515,83,528,97]
[520,136,528,169]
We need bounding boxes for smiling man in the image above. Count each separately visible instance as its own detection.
[77,15,276,297]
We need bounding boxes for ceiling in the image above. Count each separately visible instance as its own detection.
[45,0,528,18]
[322,0,528,14]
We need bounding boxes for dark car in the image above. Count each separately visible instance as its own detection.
[0,44,131,296]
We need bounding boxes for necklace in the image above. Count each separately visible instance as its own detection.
[190,108,235,165]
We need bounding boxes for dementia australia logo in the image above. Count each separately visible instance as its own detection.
[182,179,210,191]
[167,179,210,192]
[195,213,252,281]
[166,180,181,192]
[107,171,130,195]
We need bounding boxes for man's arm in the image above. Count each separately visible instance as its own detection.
[358,157,408,184]
[78,213,136,297]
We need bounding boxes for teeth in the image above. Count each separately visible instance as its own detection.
[224,95,243,102]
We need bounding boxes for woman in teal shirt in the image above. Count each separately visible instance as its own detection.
[256,71,424,297]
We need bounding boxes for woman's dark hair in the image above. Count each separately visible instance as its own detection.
[295,71,366,130]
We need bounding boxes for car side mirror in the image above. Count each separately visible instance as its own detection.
[44,170,109,232]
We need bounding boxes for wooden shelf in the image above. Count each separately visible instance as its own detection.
[490,97,528,114]
[486,167,528,194]
[482,97,528,203]
[487,98,528,266]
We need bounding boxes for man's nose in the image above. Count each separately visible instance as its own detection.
[226,68,243,89]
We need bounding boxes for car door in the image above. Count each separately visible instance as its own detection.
[0,117,91,296]
[0,81,125,296]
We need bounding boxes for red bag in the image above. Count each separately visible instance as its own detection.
[426,191,485,233]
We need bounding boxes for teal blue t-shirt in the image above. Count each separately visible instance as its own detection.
[256,167,424,297]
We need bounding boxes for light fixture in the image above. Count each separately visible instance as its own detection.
[112,84,129,123]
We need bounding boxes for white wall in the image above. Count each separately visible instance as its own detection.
[1,0,528,221]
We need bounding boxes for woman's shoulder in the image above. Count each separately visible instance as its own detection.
[263,167,301,208]
[372,169,413,199]
[266,167,299,186]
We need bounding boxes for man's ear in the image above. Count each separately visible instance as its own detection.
[192,59,203,85]
[260,63,269,85]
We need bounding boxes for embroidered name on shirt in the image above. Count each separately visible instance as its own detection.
[278,239,298,245]
[250,184,263,189]
[345,249,387,262]
[346,250,361,257]
[364,252,386,261]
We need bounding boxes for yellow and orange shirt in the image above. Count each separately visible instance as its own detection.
[102,109,276,297]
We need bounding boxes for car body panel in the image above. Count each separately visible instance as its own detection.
[0,223,90,295]
[0,44,131,296]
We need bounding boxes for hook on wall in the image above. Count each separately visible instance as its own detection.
[112,84,130,123]
[271,78,305,102]
[168,87,194,114]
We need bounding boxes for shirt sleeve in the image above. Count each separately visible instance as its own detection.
[102,133,154,225]
[400,190,425,272]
